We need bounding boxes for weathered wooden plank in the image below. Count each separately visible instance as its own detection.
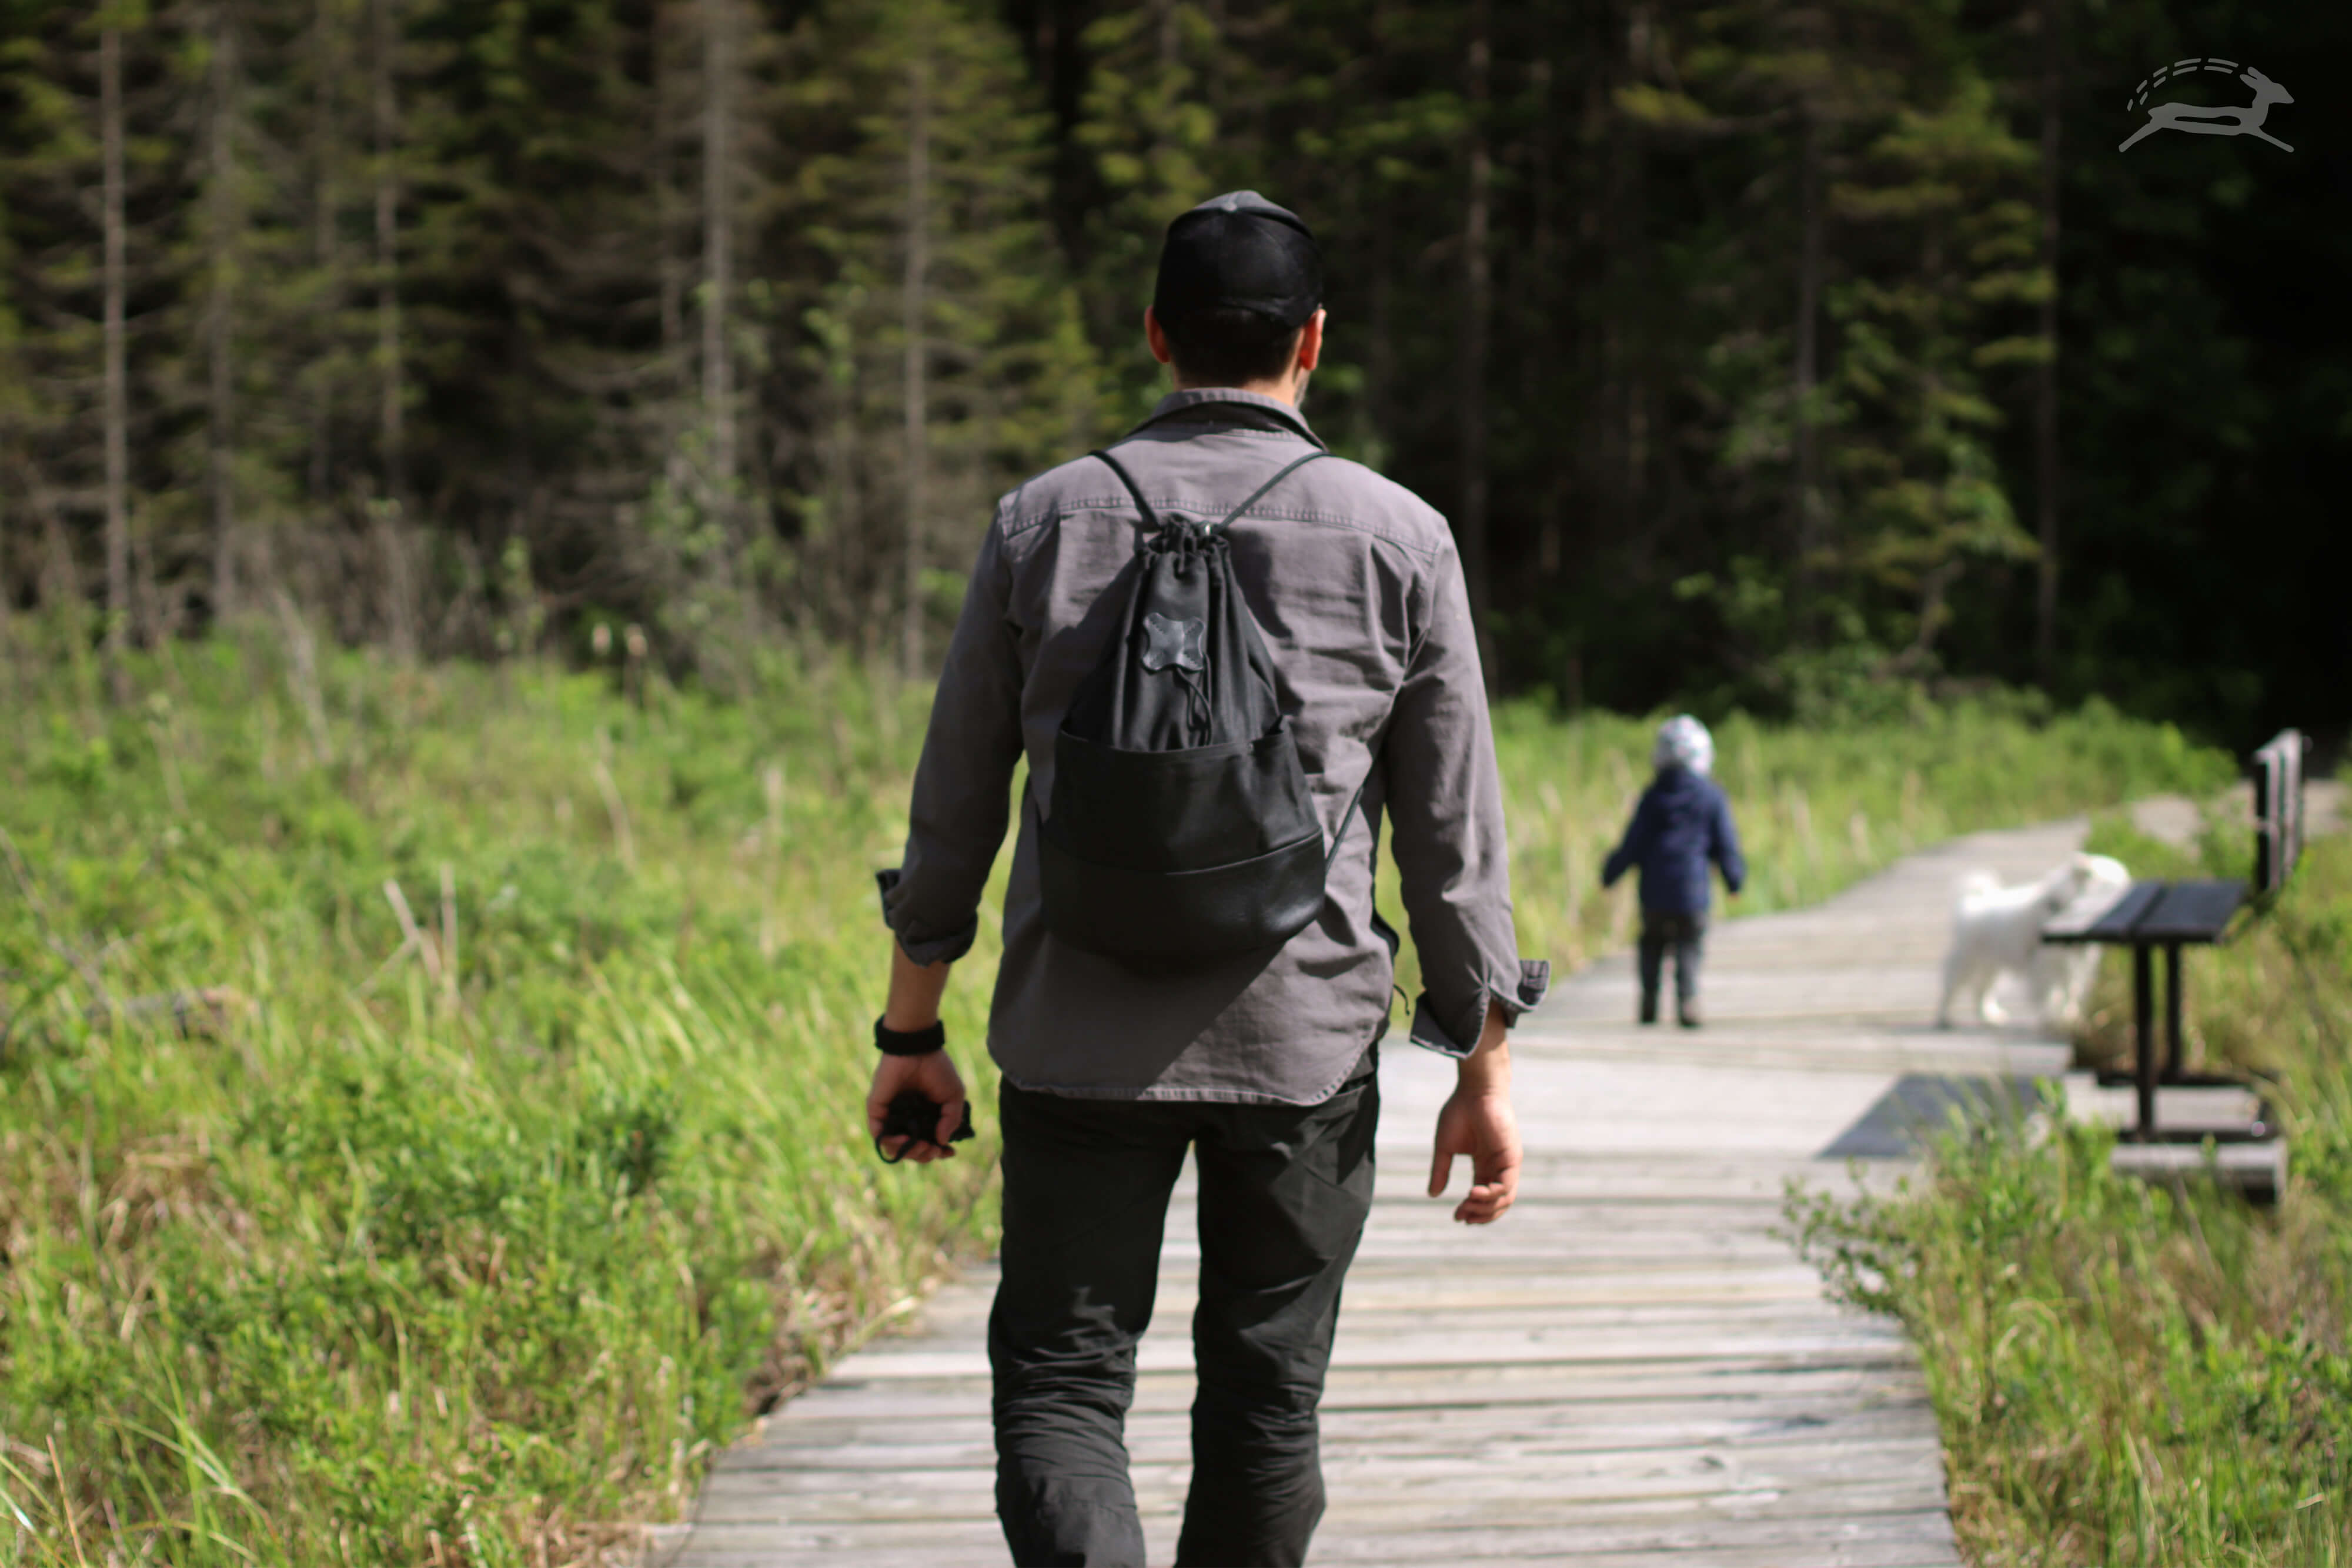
[822,1332,1915,1385]
[898,1292,1879,1343]
[671,1512,1959,1568]
[763,1359,1931,1430]
[2107,1137,2287,1196]
[704,1425,1946,1496]
[743,1399,1939,1466]
[713,1420,1947,1489]
[675,1486,1962,1560]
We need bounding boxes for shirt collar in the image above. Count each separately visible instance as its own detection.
[1137,387,1326,449]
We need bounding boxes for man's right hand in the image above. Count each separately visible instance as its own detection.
[867,1048,969,1164]
[868,941,963,1163]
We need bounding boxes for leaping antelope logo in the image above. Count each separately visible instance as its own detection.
[2120,60,2294,153]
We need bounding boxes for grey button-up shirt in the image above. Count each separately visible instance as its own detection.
[883,388,1548,1104]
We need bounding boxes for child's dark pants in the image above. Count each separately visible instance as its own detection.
[1638,911,1708,1012]
[990,1055,1379,1568]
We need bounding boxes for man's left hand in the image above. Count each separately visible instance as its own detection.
[1428,1086,1520,1225]
[1428,999,1519,1224]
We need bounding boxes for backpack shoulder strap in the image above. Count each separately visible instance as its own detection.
[1091,444,1326,536]
[1211,450,1327,533]
[1089,447,1159,532]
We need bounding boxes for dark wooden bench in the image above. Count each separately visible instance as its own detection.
[2040,730,2305,1191]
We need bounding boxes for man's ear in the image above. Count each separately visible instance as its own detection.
[1295,309,1326,374]
[1144,307,1175,367]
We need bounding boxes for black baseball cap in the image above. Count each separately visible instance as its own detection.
[1151,191,1322,330]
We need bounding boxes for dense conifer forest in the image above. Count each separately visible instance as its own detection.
[0,0,2340,744]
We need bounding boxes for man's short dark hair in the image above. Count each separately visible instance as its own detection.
[1158,306,1304,389]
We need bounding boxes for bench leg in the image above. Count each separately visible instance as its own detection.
[2163,942,2186,1082]
[2133,944,2156,1142]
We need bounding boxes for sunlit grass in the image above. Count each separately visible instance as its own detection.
[0,616,2241,1563]
[0,625,1001,1564]
[1792,831,2352,1566]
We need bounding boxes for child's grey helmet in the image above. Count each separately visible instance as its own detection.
[1653,714,1714,775]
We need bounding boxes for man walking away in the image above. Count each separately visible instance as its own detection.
[1602,714,1745,1028]
[863,191,1548,1567]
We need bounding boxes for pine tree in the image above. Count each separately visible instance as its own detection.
[1067,0,1224,414]
[770,0,1095,657]
[0,1,186,673]
[1608,0,2039,700]
[1828,64,2041,669]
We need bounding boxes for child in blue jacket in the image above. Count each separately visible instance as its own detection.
[1602,716,1746,1027]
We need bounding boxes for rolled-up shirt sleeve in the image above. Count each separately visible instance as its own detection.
[879,516,1025,965]
[1385,540,1551,1058]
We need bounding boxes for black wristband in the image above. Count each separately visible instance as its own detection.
[874,1016,946,1056]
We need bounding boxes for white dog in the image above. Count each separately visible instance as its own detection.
[1936,852,2132,1029]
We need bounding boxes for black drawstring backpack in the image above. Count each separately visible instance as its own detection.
[1037,446,1362,967]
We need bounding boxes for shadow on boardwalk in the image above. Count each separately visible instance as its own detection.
[670,821,2091,1567]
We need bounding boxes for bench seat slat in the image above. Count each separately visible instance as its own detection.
[2135,878,2244,943]
[2043,880,2164,944]
[2042,877,2243,946]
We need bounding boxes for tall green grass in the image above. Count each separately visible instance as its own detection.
[1791,825,2352,1565]
[0,623,2236,1563]
[0,630,998,1564]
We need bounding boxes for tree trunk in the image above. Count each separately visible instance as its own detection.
[1618,7,1648,523]
[2033,0,2062,687]
[1792,107,1825,614]
[206,3,240,618]
[372,0,419,658]
[308,0,336,506]
[100,24,132,695]
[700,0,737,517]
[372,0,403,510]
[654,1,687,494]
[1457,0,1495,691]
[1365,209,1394,470]
[900,41,931,683]
[372,0,413,660]
[1525,50,1557,577]
[1579,2,1616,566]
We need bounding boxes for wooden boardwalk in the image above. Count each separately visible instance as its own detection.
[671,822,2089,1566]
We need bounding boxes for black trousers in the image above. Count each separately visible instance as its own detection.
[990,1054,1379,1568]
[1638,910,1708,1005]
